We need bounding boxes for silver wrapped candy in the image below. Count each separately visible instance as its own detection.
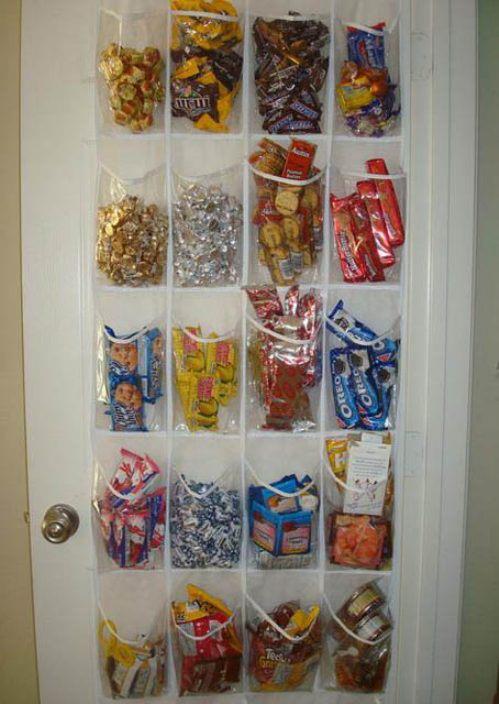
[173,182,242,286]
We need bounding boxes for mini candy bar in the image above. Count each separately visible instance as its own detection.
[330,195,368,283]
[137,328,164,403]
[170,0,243,132]
[349,194,385,282]
[253,15,330,134]
[366,159,405,246]
[95,449,166,569]
[336,23,398,137]
[96,194,168,287]
[100,620,166,698]
[330,349,360,429]
[172,585,242,695]
[249,474,319,567]
[246,286,322,432]
[172,326,238,432]
[328,512,391,570]
[170,475,241,568]
[173,182,242,286]
[99,43,165,133]
[248,601,322,692]
[250,138,323,285]
[356,180,395,268]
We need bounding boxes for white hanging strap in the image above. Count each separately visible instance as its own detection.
[245,594,319,644]
[171,10,239,22]
[256,13,326,22]
[174,610,237,641]
[103,324,149,345]
[173,162,243,187]
[99,7,166,21]
[246,314,320,347]
[323,594,392,647]
[324,461,388,495]
[341,21,385,36]
[245,460,315,498]
[96,463,150,503]
[326,317,400,348]
[248,163,325,187]
[174,466,234,500]
[172,320,235,344]
[99,163,165,187]
[98,605,152,648]
[340,170,406,181]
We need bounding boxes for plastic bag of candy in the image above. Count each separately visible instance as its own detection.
[246,574,322,693]
[252,14,330,134]
[95,165,168,287]
[93,448,166,570]
[245,285,323,432]
[170,0,243,133]
[249,138,325,285]
[323,577,392,693]
[98,571,167,699]
[97,9,166,134]
[330,158,406,284]
[335,20,400,137]
[327,299,399,431]
[246,464,320,569]
[172,165,243,287]
[324,434,393,570]
[96,321,165,432]
[170,466,242,568]
[171,583,243,695]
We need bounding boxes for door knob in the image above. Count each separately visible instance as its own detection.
[41,504,79,544]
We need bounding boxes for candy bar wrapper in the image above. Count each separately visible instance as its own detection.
[170,0,243,133]
[138,328,164,402]
[252,15,330,135]
[356,180,395,268]
[330,195,367,283]
[366,159,405,246]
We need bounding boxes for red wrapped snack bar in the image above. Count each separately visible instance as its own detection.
[366,158,405,246]
[330,195,367,283]
[171,584,242,695]
[357,180,395,268]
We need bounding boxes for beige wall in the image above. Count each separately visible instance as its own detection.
[457,0,499,701]
[0,0,39,702]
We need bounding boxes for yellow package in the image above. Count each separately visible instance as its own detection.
[205,333,238,406]
[188,373,220,431]
[185,585,242,653]
[325,438,349,485]
[172,326,205,373]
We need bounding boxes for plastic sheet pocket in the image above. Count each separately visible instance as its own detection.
[96,8,167,136]
[97,570,167,699]
[321,573,393,694]
[245,571,323,693]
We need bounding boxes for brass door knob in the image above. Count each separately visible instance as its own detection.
[41,504,79,544]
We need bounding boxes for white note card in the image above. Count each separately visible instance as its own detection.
[343,442,391,516]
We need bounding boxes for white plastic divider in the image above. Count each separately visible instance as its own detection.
[89,0,407,700]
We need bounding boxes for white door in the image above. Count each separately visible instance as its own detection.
[21,0,476,702]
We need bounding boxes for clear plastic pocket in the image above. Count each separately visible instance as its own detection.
[245,286,323,433]
[323,433,394,571]
[326,291,400,432]
[95,309,166,432]
[95,164,168,288]
[170,573,244,696]
[97,570,167,699]
[172,290,241,433]
[92,447,166,570]
[172,147,244,287]
[322,573,393,693]
[249,10,331,135]
[169,1,244,134]
[245,456,320,570]
[245,571,323,693]
[330,163,406,285]
[96,8,167,135]
[333,2,400,138]
[248,138,327,285]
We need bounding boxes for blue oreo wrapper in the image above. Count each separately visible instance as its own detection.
[361,363,397,430]
[348,348,380,415]
[347,23,386,70]
[327,300,398,362]
[330,348,360,429]
[137,327,164,403]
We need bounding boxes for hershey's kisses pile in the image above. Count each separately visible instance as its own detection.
[173,183,242,286]
[170,475,241,568]
[96,195,168,286]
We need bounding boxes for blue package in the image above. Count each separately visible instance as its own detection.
[361,363,397,430]
[330,348,360,429]
[106,326,139,379]
[109,375,145,432]
[347,22,386,70]
[138,327,164,403]
[327,300,398,363]
[261,476,301,514]
[348,348,379,416]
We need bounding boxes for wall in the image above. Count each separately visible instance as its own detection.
[0,0,40,702]
[458,0,499,702]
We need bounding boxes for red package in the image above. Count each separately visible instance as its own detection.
[349,194,385,282]
[328,513,391,570]
[357,180,395,268]
[330,195,367,283]
[366,158,405,247]
[281,139,317,180]
[246,286,283,320]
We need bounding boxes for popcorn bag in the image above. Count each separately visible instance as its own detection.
[170,0,244,133]
[95,165,168,288]
[97,8,167,134]
[97,571,167,699]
